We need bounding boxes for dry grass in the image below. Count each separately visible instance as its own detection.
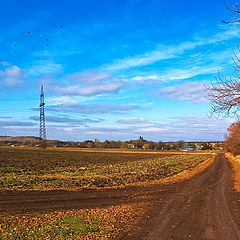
[138,153,216,187]
[0,202,151,239]
[226,153,240,191]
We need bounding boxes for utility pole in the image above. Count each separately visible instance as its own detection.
[39,85,46,146]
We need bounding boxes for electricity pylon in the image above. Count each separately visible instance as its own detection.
[39,85,46,141]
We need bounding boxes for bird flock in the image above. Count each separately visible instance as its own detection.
[0,24,63,72]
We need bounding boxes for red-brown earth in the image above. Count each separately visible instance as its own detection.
[0,153,240,239]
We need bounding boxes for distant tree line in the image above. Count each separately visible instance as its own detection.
[0,136,223,151]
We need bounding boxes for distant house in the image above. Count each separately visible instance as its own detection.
[127,144,137,149]
[182,147,194,151]
[182,145,199,151]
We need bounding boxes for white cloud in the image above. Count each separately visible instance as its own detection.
[131,66,219,84]
[30,115,99,125]
[104,27,240,71]
[117,118,150,124]
[105,44,180,71]
[132,75,160,83]
[155,81,207,103]
[165,116,231,136]
[135,127,165,133]
[45,102,140,114]
[55,82,123,96]
[0,65,26,86]
[46,96,78,105]
[27,60,62,76]
[67,71,112,84]
[52,71,125,96]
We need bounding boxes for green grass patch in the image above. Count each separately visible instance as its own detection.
[0,203,148,240]
[0,213,102,239]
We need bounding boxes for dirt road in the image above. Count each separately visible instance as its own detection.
[123,153,240,240]
[0,154,240,239]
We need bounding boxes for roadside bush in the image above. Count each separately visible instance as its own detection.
[225,122,240,156]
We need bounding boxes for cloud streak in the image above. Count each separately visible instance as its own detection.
[27,60,62,76]
[30,115,100,125]
[117,118,150,125]
[155,81,207,103]
[55,82,123,96]
[0,65,26,86]
[32,103,140,114]
[52,71,125,96]
[104,27,240,71]
[0,120,35,127]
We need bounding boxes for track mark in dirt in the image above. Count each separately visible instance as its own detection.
[122,154,240,240]
[1,154,240,240]
[204,225,215,239]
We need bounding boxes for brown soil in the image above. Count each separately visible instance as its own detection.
[0,153,240,239]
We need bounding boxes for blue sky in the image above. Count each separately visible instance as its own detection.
[0,0,239,141]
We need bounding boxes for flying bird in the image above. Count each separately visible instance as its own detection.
[13,44,17,53]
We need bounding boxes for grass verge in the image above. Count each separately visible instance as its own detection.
[0,202,151,240]
[225,153,240,192]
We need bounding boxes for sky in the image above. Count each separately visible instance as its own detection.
[0,0,239,142]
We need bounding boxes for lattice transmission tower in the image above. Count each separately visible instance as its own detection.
[39,85,46,140]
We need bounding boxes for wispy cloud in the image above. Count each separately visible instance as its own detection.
[27,60,62,76]
[52,71,125,96]
[46,96,98,106]
[0,116,13,119]
[30,115,100,125]
[117,117,150,125]
[131,66,219,84]
[37,103,140,114]
[0,65,26,86]
[104,27,240,71]
[0,120,35,127]
[162,116,230,138]
[154,81,207,103]
[55,82,123,96]
[131,116,230,141]
[135,127,165,133]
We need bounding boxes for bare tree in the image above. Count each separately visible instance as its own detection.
[206,72,240,117]
[222,2,240,25]
[206,2,240,117]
